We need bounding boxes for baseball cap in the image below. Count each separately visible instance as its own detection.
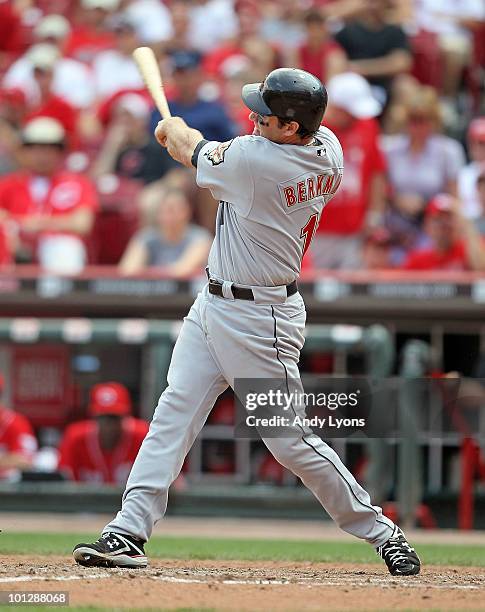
[28,43,60,71]
[426,194,454,217]
[22,117,66,146]
[82,0,120,10]
[170,50,201,72]
[468,118,485,142]
[88,382,132,417]
[365,227,392,246]
[34,15,71,40]
[116,93,151,119]
[327,72,382,119]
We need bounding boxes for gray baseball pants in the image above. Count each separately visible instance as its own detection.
[105,284,394,546]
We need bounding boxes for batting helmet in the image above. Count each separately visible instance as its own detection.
[242,68,328,136]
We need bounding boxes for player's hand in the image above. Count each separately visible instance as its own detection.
[154,117,188,148]
[154,117,204,168]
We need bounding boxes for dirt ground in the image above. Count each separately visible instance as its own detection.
[1,556,484,611]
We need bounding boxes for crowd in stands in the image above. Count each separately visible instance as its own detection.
[0,0,484,274]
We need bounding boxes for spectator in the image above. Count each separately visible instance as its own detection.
[312,73,386,269]
[65,0,119,64]
[413,0,485,99]
[123,0,174,47]
[204,0,279,82]
[119,187,212,276]
[92,13,144,100]
[187,0,238,54]
[260,0,306,53]
[382,86,466,221]
[459,118,485,219]
[402,194,485,270]
[290,10,347,83]
[335,0,412,104]
[0,118,98,272]
[58,382,148,485]
[91,93,177,184]
[150,51,236,143]
[222,69,256,135]
[161,1,195,55]
[22,47,80,149]
[361,227,394,269]
[0,384,38,480]
[3,18,96,109]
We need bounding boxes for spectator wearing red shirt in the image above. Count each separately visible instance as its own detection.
[58,382,148,485]
[312,72,386,269]
[0,374,38,480]
[403,194,485,271]
[22,47,79,149]
[290,10,346,83]
[0,117,98,272]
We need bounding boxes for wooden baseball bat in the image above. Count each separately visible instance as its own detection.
[132,46,171,119]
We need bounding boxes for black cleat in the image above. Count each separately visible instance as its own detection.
[377,527,421,576]
[73,532,148,568]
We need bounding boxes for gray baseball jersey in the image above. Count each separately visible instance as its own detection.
[196,127,344,286]
[105,126,395,550]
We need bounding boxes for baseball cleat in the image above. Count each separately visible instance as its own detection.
[73,532,148,568]
[377,527,421,576]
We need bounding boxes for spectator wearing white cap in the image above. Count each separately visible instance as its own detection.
[91,14,144,100]
[0,118,98,273]
[311,72,387,270]
[3,16,95,109]
[91,93,178,184]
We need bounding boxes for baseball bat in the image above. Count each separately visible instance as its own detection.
[132,46,172,119]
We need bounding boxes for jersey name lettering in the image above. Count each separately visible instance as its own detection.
[282,172,342,208]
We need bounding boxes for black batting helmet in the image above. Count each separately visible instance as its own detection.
[242,68,328,135]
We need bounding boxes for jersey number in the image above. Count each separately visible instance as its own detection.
[300,212,320,259]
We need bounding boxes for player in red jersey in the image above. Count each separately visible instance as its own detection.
[58,382,148,485]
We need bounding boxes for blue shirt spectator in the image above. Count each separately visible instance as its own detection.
[150,50,235,143]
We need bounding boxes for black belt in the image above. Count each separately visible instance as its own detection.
[208,279,298,301]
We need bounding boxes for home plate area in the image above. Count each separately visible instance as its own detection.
[1,556,484,611]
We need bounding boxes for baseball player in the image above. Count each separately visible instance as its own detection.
[73,68,420,576]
